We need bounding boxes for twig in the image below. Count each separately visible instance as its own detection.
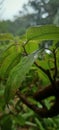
[53,49,57,81]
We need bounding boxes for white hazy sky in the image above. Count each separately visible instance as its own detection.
[1,0,29,20]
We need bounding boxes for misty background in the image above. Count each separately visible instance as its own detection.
[0,0,59,35]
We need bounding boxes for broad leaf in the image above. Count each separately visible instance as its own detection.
[27,25,59,41]
[5,50,39,102]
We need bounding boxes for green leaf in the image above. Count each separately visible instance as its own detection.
[35,118,45,130]
[37,69,50,85]
[27,25,59,41]
[5,50,39,102]
[0,52,21,78]
[25,40,39,53]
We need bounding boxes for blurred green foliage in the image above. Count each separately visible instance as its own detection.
[0,0,59,129]
[0,25,59,130]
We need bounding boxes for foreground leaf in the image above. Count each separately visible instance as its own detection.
[5,50,39,102]
[27,25,59,41]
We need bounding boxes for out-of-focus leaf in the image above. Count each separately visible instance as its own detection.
[35,118,45,130]
[37,69,50,85]
[27,25,59,41]
[25,40,39,53]
[0,52,21,78]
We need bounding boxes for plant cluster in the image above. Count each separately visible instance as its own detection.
[0,25,59,130]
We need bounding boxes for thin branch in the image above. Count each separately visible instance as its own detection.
[16,89,59,118]
[16,90,49,118]
[53,49,57,81]
[33,80,59,101]
[22,44,28,56]
[33,83,54,101]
